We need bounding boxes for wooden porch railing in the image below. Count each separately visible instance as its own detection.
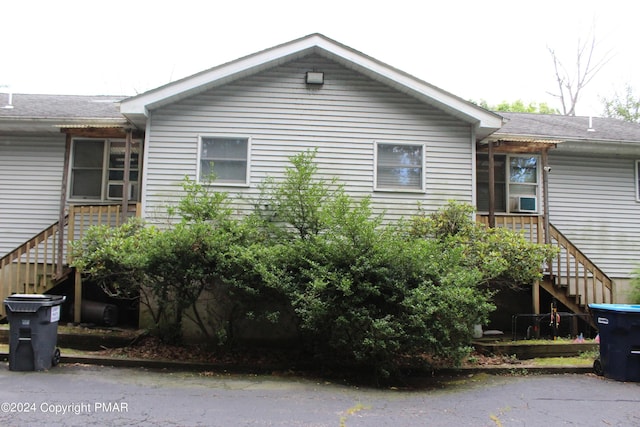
[546,224,614,308]
[0,219,67,312]
[476,214,544,244]
[0,203,140,318]
[476,214,614,322]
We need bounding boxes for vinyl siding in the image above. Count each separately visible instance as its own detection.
[0,135,65,257]
[548,152,640,279]
[143,54,474,223]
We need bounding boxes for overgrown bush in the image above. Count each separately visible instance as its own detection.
[410,200,557,290]
[237,152,498,379]
[72,177,249,344]
[70,218,157,305]
[73,150,554,381]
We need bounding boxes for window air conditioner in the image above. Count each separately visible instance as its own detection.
[516,196,537,213]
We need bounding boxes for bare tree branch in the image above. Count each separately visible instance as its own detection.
[548,26,613,116]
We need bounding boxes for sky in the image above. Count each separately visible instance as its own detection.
[2,0,638,117]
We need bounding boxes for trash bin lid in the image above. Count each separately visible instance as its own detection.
[4,294,66,311]
[589,303,640,313]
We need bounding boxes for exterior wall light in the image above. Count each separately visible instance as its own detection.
[305,71,324,85]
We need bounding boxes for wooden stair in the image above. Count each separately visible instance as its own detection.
[0,203,140,320]
[477,214,613,329]
[542,224,613,328]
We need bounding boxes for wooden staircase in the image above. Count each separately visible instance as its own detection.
[478,215,613,328]
[0,218,69,315]
[0,204,140,319]
[540,224,613,328]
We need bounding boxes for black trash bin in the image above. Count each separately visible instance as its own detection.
[589,303,640,382]
[4,294,66,371]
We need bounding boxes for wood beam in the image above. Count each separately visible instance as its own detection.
[541,148,550,244]
[60,127,144,139]
[488,140,495,227]
[57,134,71,276]
[121,129,132,223]
[74,268,82,323]
[477,140,558,154]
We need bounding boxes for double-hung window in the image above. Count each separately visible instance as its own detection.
[69,139,140,201]
[198,137,250,185]
[375,142,425,191]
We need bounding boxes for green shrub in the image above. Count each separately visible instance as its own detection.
[70,218,157,303]
[410,200,557,290]
[73,151,553,381]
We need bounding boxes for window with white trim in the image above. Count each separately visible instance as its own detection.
[199,137,249,185]
[69,139,140,201]
[508,155,539,212]
[375,142,425,191]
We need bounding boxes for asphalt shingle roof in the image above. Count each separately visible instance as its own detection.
[0,93,125,119]
[498,112,640,143]
[4,93,640,145]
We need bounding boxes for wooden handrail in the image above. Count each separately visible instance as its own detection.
[476,214,614,312]
[476,214,544,243]
[0,218,66,315]
[548,224,613,307]
[0,203,141,318]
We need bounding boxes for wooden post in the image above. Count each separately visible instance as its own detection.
[121,129,132,224]
[488,140,495,228]
[57,133,72,277]
[74,268,82,323]
[533,280,540,314]
[541,148,550,244]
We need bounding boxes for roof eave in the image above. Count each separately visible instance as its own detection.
[0,117,128,135]
[120,34,503,137]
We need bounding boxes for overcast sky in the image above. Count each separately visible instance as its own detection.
[2,0,637,116]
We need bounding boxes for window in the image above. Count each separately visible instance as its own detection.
[70,139,140,201]
[199,137,249,185]
[375,142,425,191]
[475,154,539,213]
[476,154,506,212]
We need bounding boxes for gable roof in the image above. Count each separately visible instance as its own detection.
[120,33,503,139]
[0,93,126,134]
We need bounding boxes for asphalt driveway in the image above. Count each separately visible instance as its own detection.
[0,364,639,426]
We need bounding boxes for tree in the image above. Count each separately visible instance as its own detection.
[602,83,640,123]
[477,99,559,114]
[548,28,612,116]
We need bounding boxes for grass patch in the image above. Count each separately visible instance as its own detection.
[510,338,597,345]
[531,356,593,367]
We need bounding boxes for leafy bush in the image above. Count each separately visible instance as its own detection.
[239,156,498,379]
[410,200,557,290]
[73,151,553,381]
[70,218,157,303]
[73,177,247,344]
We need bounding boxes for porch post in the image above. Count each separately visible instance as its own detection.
[74,268,82,323]
[57,133,72,277]
[121,128,132,224]
[541,148,550,244]
[488,140,495,227]
[533,280,540,314]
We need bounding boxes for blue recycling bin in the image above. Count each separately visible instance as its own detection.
[589,304,640,382]
[4,294,66,371]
